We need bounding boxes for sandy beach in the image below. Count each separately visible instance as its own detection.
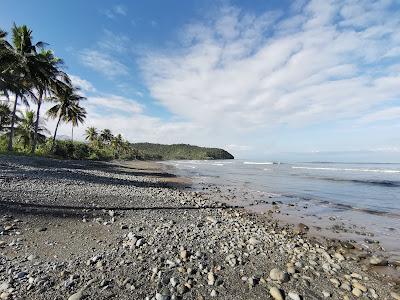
[0,155,399,300]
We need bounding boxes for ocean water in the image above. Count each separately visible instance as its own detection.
[165,159,400,255]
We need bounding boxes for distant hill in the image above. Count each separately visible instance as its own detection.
[131,143,234,160]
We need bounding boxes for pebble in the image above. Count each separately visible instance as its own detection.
[269,287,284,300]
[322,291,331,298]
[288,291,301,300]
[287,266,296,274]
[269,268,289,283]
[0,293,10,300]
[180,250,188,260]
[170,277,178,287]
[329,278,340,287]
[210,289,217,297]
[248,237,259,245]
[369,256,387,266]
[68,291,83,300]
[352,288,362,297]
[352,282,367,292]
[0,283,9,292]
[391,292,400,300]
[207,272,215,285]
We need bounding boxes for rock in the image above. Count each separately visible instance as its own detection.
[248,237,259,245]
[294,223,309,234]
[340,282,351,292]
[27,254,35,261]
[36,227,47,232]
[369,256,387,266]
[180,250,188,260]
[391,292,400,300]
[329,278,340,287]
[0,283,9,292]
[269,268,289,282]
[155,293,170,300]
[68,291,83,300]
[170,277,178,287]
[352,288,362,297]
[288,291,301,300]
[210,290,217,297]
[334,253,345,261]
[369,288,378,299]
[287,266,296,274]
[207,272,215,285]
[0,293,10,300]
[16,271,27,279]
[206,216,218,224]
[136,238,145,247]
[322,291,331,298]
[269,287,284,300]
[352,282,367,292]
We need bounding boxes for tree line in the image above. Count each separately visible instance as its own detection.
[0,24,86,153]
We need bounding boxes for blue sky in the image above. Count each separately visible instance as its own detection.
[1,0,400,162]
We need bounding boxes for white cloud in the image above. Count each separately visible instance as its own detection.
[358,107,400,124]
[225,144,252,152]
[114,5,127,16]
[69,75,96,92]
[103,4,127,19]
[79,49,128,78]
[97,29,130,53]
[86,95,144,115]
[63,1,400,159]
[140,0,400,133]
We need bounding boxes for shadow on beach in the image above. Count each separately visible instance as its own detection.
[1,155,188,189]
[0,200,241,219]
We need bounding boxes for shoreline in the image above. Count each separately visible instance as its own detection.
[165,160,400,262]
[0,155,399,299]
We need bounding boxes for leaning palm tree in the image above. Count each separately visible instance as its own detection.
[85,127,98,143]
[15,110,48,150]
[47,84,86,149]
[30,48,67,154]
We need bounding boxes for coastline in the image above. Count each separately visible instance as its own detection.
[0,155,399,299]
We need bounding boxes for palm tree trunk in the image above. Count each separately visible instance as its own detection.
[51,114,62,151]
[31,92,42,154]
[71,125,74,142]
[7,94,18,151]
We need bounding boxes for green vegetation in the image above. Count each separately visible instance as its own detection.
[0,24,234,161]
[132,143,234,160]
[0,23,86,154]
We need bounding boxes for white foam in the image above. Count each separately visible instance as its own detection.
[244,161,274,165]
[292,166,400,173]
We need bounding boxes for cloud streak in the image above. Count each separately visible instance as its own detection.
[140,0,400,132]
[79,49,129,78]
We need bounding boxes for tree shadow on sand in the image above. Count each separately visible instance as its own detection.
[0,200,242,219]
[1,158,187,189]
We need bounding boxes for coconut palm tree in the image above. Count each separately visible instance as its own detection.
[85,127,98,143]
[0,27,26,150]
[16,110,48,149]
[64,101,86,142]
[30,48,67,154]
[47,84,86,149]
[100,129,113,144]
[2,24,44,151]
[0,102,12,133]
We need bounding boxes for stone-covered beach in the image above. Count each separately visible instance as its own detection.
[0,155,399,300]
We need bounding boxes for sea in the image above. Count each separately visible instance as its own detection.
[165,159,400,258]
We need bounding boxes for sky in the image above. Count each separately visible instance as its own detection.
[1,0,400,162]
